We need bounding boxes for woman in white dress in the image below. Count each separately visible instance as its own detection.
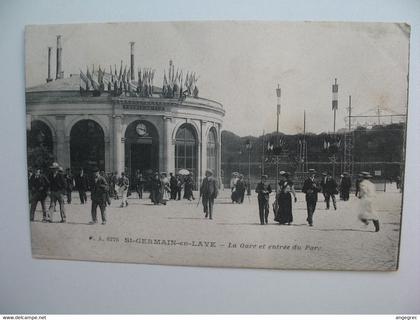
[358,172,380,232]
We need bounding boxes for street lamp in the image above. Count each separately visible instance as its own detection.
[245,140,252,195]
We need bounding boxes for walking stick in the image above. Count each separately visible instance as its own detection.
[196,194,201,207]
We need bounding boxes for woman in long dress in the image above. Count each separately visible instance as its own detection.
[183,175,195,201]
[160,173,171,205]
[150,173,162,205]
[357,172,380,232]
[274,172,297,225]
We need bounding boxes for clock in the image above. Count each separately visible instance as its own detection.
[136,123,147,136]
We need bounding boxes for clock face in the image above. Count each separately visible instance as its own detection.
[136,123,147,136]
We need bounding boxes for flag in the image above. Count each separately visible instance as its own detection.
[118,61,123,80]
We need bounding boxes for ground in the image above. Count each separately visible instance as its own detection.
[30,183,403,271]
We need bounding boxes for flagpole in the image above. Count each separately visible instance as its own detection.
[276,84,281,192]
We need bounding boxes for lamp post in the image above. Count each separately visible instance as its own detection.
[276,84,281,192]
[246,140,252,195]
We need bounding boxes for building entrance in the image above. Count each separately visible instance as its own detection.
[124,120,159,184]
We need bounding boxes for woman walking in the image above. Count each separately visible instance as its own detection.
[274,172,297,225]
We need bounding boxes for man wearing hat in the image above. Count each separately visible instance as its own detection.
[302,169,321,226]
[199,169,219,219]
[320,172,338,210]
[75,168,88,204]
[340,172,352,201]
[357,172,380,232]
[255,175,272,225]
[64,168,74,204]
[47,162,67,223]
[29,168,50,222]
[90,167,109,225]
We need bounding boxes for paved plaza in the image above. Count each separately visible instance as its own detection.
[30,184,402,271]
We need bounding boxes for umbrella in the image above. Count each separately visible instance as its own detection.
[178,169,190,175]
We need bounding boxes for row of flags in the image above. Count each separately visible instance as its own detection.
[79,60,199,99]
[162,60,199,98]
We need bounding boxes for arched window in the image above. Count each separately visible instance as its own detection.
[175,124,197,178]
[70,119,105,172]
[207,128,217,176]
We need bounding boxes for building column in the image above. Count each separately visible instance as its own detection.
[201,120,208,180]
[55,115,66,167]
[63,135,70,169]
[218,123,223,185]
[113,115,124,174]
[104,136,111,172]
[164,116,175,174]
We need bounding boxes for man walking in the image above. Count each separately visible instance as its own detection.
[255,175,272,225]
[64,168,74,204]
[320,172,338,210]
[90,167,109,225]
[29,168,49,222]
[48,162,66,223]
[136,171,145,199]
[340,172,352,201]
[75,168,88,204]
[302,169,321,226]
[200,169,219,219]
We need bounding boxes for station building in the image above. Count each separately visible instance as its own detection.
[26,37,225,186]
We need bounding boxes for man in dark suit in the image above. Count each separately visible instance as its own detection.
[90,167,109,225]
[302,169,321,226]
[169,172,177,200]
[48,162,67,223]
[75,168,88,204]
[340,172,352,201]
[320,172,338,210]
[29,168,49,222]
[200,169,219,220]
[255,175,272,225]
[64,168,74,204]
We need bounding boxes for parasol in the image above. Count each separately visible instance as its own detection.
[178,169,190,175]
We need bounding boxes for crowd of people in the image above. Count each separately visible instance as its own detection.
[254,169,381,232]
[29,162,382,232]
[28,162,207,224]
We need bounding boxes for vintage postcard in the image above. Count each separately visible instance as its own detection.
[25,21,409,270]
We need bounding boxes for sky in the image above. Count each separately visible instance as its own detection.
[25,21,410,136]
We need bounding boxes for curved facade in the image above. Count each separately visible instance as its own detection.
[26,76,225,185]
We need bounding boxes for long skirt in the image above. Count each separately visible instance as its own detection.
[358,198,379,221]
[231,190,241,203]
[274,192,293,224]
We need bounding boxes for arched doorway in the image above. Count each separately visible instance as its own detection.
[124,120,159,182]
[70,120,105,172]
[175,124,198,183]
[27,120,54,172]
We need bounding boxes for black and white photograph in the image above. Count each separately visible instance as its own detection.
[25,21,409,271]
